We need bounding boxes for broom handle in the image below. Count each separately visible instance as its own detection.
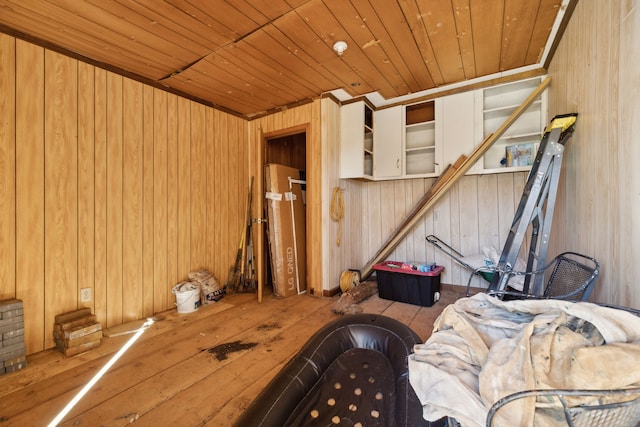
[240,177,254,277]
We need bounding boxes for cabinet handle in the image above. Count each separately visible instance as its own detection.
[396,158,400,169]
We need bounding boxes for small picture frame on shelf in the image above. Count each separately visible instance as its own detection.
[505,143,536,167]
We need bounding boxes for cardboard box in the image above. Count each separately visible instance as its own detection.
[373,261,444,307]
[264,164,306,298]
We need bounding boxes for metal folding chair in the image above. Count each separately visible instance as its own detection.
[486,388,640,427]
[475,251,599,301]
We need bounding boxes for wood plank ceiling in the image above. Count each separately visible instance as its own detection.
[0,0,572,119]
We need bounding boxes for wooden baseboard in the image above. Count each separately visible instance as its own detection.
[322,287,341,297]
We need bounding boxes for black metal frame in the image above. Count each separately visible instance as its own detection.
[486,388,640,427]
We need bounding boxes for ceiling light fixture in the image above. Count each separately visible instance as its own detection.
[333,41,348,56]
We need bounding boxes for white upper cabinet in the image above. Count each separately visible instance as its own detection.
[475,76,548,173]
[338,76,547,180]
[340,101,374,179]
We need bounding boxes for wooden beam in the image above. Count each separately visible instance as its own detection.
[359,76,552,279]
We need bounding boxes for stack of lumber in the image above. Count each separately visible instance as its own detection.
[53,308,102,357]
[0,298,27,375]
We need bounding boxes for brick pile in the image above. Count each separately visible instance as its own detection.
[0,298,27,375]
[53,308,102,357]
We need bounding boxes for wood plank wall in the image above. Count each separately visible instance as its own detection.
[0,34,248,354]
[320,99,346,293]
[254,98,530,294]
[308,98,529,293]
[339,171,527,289]
[246,98,527,296]
[546,0,640,308]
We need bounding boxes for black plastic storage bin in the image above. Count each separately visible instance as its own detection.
[373,261,444,307]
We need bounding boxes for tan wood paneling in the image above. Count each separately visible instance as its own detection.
[414,0,465,84]
[447,179,463,284]
[392,181,408,262]
[122,78,144,322]
[367,183,383,261]
[547,0,638,308]
[0,46,253,352]
[432,180,453,275]
[306,101,321,292]
[106,72,124,328]
[0,34,16,300]
[410,179,430,264]
[15,39,44,354]
[94,68,108,328]
[214,114,231,282]
[450,0,476,78]
[44,50,78,348]
[496,174,516,248]
[212,110,228,281]
[205,108,216,272]
[617,0,639,306]
[77,61,95,315]
[379,182,395,260]
[153,89,169,313]
[470,0,504,77]
[142,85,155,317]
[166,93,179,305]
[320,99,341,289]
[177,97,191,282]
[399,181,416,263]
[458,176,480,282]
[227,112,242,288]
[501,1,541,70]
[478,175,499,249]
[340,173,528,290]
[191,102,207,270]
[396,0,441,86]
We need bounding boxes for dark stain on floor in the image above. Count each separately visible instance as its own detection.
[257,322,281,331]
[206,341,258,361]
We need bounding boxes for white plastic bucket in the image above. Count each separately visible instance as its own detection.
[173,282,200,314]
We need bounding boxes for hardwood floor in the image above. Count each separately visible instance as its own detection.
[0,284,468,426]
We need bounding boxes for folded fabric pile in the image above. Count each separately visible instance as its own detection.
[408,293,640,427]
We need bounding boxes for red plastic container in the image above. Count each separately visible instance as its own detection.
[373,261,444,307]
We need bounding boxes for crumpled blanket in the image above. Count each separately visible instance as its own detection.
[408,293,640,427]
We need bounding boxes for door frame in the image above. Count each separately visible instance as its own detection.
[257,124,309,302]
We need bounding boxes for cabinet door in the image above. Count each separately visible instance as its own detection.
[437,91,479,174]
[373,106,402,178]
[340,101,368,179]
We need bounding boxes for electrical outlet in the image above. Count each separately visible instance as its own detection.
[80,288,92,303]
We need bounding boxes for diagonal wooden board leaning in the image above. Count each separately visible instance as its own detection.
[357,76,552,281]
